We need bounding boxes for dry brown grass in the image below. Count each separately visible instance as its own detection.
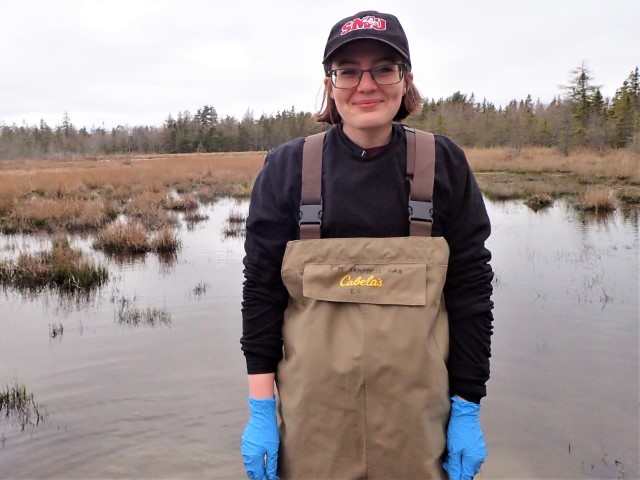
[468,147,639,209]
[466,147,640,182]
[162,193,199,211]
[0,238,108,291]
[578,187,616,212]
[152,227,181,252]
[5,198,116,233]
[0,152,264,233]
[94,222,152,253]
[122,191,174,229]
[1,148,637,234]
[94,221,181,254]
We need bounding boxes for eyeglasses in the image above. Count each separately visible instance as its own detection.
[328,63,406,89]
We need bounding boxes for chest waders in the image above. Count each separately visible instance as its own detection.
[277,127,450,479]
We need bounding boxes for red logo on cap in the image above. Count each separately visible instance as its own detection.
[341,15,387,35]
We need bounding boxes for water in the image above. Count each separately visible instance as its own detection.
[0,198,638,479]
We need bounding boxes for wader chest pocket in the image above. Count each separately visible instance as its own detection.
[302,263,427,306]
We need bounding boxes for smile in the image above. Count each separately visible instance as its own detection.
[354,100,382,108]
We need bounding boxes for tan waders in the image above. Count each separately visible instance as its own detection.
[276,128,450,479]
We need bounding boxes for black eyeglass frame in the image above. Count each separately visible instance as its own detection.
[327,63,407,89]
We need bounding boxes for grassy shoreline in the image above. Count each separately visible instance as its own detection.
[465,146,640,209]
[0,148,638,235]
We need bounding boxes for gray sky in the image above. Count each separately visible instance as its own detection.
[1,0,639,130]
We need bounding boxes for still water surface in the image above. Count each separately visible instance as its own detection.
[0,198,638,479]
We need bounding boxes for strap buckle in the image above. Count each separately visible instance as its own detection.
[299,203,322,225]
[408,200,433,223]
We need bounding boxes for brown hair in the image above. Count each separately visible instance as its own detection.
[314,63,422,124]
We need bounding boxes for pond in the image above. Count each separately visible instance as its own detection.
[0,197,638,479]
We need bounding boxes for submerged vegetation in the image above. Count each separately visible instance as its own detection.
[118,306,172,327]
[113,294,172,327]
[192,281,209,298]
[223,208,247,238]
[0,381,48,431]
[0,238,108,291]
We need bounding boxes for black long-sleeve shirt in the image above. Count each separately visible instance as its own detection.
[241,123,494,403]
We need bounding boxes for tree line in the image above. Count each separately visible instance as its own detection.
[1,64,638,160]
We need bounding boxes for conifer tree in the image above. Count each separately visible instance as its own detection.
[564,62,600,145]
[610,68,639,149]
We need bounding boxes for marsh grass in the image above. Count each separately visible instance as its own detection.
[192,281,209,298]
[1,149,635,233]
[616,186,640,205]
[227,209,246,224]
[578,187,616,213]
[223,223,245,238]
[0,152,264,233]
[3,198,117,234]
[184,210,209,228]
[524,192,554,211]
[94,222,150,253]
[153,227,181,253]
[162,193,199,211]
[195,181,253,203]
[0,381,48,431]
[0,238,108,291]
[113,295,171,327]
[469,148,639,209]
[467,147,639,182]
[94,222,181,254]
[223,208,247,238]
[118,306,172,327]
[123,191,173,229]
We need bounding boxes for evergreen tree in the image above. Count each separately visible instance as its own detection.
[564,62,600,145]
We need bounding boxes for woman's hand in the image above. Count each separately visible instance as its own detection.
[241,396,280,480]
[442,396,487,480]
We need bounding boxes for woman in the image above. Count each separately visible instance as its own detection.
[240,10,493,480]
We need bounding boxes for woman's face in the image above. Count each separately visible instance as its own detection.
[325,40,412,140]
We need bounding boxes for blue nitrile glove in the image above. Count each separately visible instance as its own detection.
[442,396,487,480]
[241,396,280,480]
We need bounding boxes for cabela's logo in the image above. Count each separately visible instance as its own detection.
[341,16,387,35]
[339,274,383,287]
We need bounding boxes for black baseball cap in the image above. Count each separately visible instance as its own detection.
[322,10,411,66]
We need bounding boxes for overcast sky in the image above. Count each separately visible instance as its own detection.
[1,0,639,130]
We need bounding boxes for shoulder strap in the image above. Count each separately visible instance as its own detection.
[299,127,436,240]
[299,131,325,240]
[404,126,436,237]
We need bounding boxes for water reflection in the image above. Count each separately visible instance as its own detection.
[0,197,637,479]
[619,204,639,228]
[577,208,617,227]
[482,199,638,479]
[221,205,247,239]
[184,210,210,231]
[2,283,105,316]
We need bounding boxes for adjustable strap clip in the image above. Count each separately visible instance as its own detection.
[299,203,323,225]
[408,200,433,223]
